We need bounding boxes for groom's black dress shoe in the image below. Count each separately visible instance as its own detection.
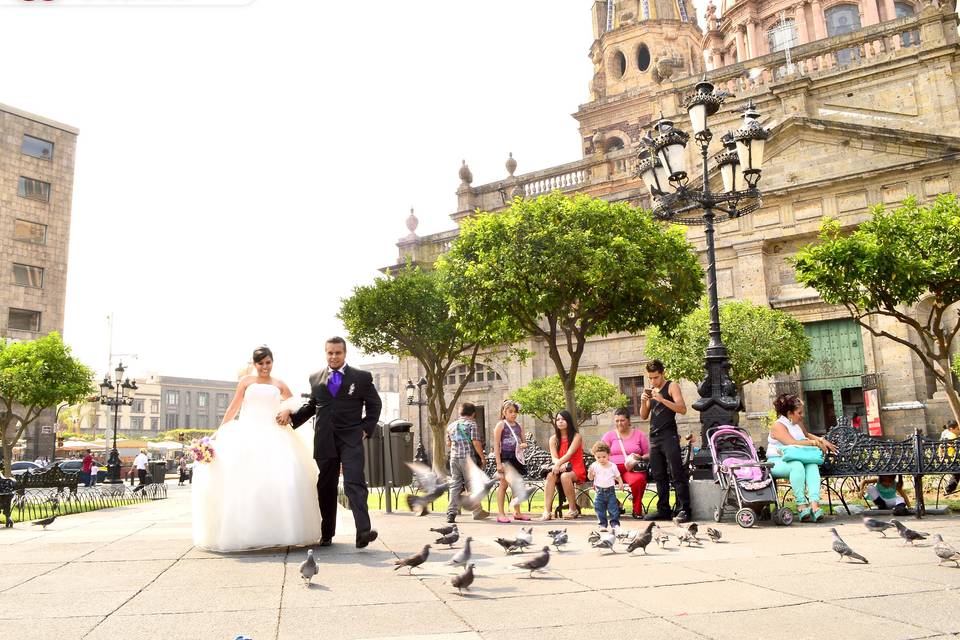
[319,537,332,547]
[355,529,378,549]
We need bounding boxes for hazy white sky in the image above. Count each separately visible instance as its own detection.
[3,0,708,393]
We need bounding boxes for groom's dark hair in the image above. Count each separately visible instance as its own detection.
[325,336,347,348]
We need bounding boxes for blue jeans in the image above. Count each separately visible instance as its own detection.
[769,456,820,505]
[593,486,620,527]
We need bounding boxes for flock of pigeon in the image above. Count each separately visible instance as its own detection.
[829,517,960,566]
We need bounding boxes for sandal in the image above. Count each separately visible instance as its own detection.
[538,513,553,521]
[812,508,824,522]
[798,507,812,522]
[496,516,511,524]
[562,510,581,520]
[514,514,531,521]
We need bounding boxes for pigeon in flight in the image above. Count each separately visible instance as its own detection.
[298,549,318,586]
[513,546,550,577]
[890,519,928,545]
[458,457,499,513]
[862,517,895,536]
[503,464,532,509]
[405,463,450,516]
[450,563,475,594]
[448,536,473,568]
[394,544,431,574]
[830,528,868,563]
[933,534,960,567]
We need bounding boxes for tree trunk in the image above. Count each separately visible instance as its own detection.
[431,420,447,476]
[562,376,578,423]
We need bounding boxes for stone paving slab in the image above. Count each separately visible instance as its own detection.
[3,484,960,640]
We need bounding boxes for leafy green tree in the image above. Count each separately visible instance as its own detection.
[645,298,811,392]
[339,264,506,471]
[793,194,960,422]
[438,192,704,418]
[512,374,627,428]
[0,333,95,473]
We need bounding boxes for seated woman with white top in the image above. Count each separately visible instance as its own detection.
[767,393,837,523]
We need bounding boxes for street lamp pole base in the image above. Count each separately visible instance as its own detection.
[690,347,742,479]
[105,448,122,484]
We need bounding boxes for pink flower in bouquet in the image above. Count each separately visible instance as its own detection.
[190,438,216,464]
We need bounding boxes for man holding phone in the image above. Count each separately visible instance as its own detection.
[640,359,692,523]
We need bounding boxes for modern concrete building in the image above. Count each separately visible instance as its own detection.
[391,0,960,451]
[365,361,402,422]
[158,376,237,432]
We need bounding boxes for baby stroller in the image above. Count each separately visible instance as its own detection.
[708,426,794,528]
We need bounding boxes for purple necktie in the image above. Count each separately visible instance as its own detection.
[328,370,342,396]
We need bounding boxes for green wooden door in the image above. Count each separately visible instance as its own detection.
[800,319,865,430]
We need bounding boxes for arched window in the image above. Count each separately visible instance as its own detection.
[610,50,627,79]
[637,43,651,71]
[605,137,625,152]
[825,4,862,66]
[895,2,919,46]
[445,363,503,386]
[767,18,798,53]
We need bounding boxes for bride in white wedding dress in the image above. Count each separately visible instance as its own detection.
[192,346,321,552]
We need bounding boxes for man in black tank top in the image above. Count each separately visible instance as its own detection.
[640,359,692,522]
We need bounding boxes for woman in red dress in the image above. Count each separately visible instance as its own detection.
[539,410,587,520]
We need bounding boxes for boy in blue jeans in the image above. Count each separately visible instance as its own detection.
[588,441,624,531]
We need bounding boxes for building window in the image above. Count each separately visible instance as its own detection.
[184,415,191,428]
[198,392,208,408]
[619,375,646,416]
[166,390,179,406]
[130,417,143,430]
[445,363,503,386]
[8,308,40,332]
[21,135,54,160]
[12,263,43,288]
[896,2,919,45]
[217,393,229,409]
[165,414,177,429]
[197,415,208,428]
[131,399,144,413]
[150,417,159,430]
[767,18,797,53]
[184,391,191,407]
[637,43,651,71]
[150,399,159,413]
[216,414,224,425]
[610,50,627,79]
[13,219,46,245]
[825,4,862,65]
[18,177,51,202]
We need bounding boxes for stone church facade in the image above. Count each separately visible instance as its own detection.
[390,0,960,451]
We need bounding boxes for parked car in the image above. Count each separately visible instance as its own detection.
[50,459,107,482]
[10,461,42,476]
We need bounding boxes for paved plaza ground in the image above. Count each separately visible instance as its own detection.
[2,484,960,640]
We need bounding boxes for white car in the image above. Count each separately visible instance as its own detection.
[10,461,42,476]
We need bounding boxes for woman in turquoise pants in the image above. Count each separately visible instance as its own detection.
[766,394,837,522]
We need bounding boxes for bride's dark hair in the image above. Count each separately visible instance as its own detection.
[252,346,273,363]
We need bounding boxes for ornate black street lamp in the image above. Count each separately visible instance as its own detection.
[405,376,430,466]
[98,361,138,483]
[637,81,769,475]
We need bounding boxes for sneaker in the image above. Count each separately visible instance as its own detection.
[473,509,490,520]
[446,514,457,523]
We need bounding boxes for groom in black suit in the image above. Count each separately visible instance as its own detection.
[279,337,382,548]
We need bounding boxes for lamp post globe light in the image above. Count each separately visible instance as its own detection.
[97,361,138,483]
[405,376,430,466]
[637,81,769,475]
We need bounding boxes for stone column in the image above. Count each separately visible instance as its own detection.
[746,19,761,58]
[810,0,827,39]
[882,0,897,21]
[711,48,724,69]
[735,24,747,61]
[862,0,881,25]
[795,2,810,43]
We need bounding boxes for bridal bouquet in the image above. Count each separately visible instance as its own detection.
[190,437,216,464]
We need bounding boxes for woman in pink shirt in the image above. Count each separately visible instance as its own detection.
[601,408,650,518]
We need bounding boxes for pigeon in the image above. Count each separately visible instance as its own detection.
[933,534,960,567]
[890,519,928,545]
[863,517,895,537]
[516,526,533,545]
[405,463,450,516]
[592,530,617,554]
[674,517,700,544]
[616,528,639,541]
[830,528,868,563]
[706,527,722,543]
[298,549,318,585]
[626,522,655,554]
[549,529,568,551]
[394,544,431,574]
[458,457,499,512]
[502,464,532,508]
[32,514,57,529]
[435,529,460,548]
[450,563,475,594]
[494,537,530,554]
[513,546,550,577]
[654,525,670,548]
[587,530,601,544]
[448,537,473,568]
[430,524,457,536]
[546,528,566,537]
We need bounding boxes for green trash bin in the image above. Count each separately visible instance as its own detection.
[147,460,167,484]
[387,420,414,486]
[364,426,385,488]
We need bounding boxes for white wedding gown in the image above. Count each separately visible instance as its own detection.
[192,383,321,551]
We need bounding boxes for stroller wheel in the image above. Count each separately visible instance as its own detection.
[735,508,756,528]
[775,507,794,526]
[713,507,722,523]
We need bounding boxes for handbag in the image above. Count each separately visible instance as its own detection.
[539,461,572,479]
[616,433,642,472]
[781,445,824,465]
[505,422,525,465]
